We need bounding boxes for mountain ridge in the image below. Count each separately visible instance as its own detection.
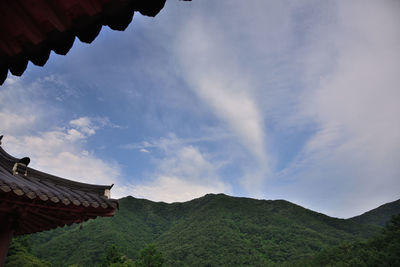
[349,198,400,226]
[26,193,399,266]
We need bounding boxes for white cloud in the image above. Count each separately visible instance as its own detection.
[175,16,270,193]
[140,148,150,153]
[121,136,231,202]
[123,132,228,151]
[120,175,228,203]
[2,0,398,217]
[157,145,217,180]
[158,0,400,215]
[3,125,121,187]
[70,117,95,136]
[0,77,123,196]
[277,0,400,217]
[66,128,86,142]
[0,112,36,134]
[0,77,46,135]
[68,116,120,138]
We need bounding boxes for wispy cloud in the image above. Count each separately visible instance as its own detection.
[122,132,229,151]
[119,135,231,202]
[68,116,120,140]
[274,0,400,217]
[174,15,270,193]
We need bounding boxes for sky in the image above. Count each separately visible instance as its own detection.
[1,0,399,218]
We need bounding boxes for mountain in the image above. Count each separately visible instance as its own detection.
[24,194,397,266]
[349,199,400,227]
[299,214,400,266]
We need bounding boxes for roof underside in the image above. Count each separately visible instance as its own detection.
[0,146,118,235]
[0,0,167,85]
[0,193,116,235]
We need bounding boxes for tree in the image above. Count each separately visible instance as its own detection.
[135,244,164,267]
[101,245,124,267]
[109,262,134,267]
[5,237,51,267]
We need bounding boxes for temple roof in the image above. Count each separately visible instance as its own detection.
[0,0,167,85]
[0,145,118,235]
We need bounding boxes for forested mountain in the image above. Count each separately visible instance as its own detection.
[293,214,400,266]
[349,199,400,227]
[7,194,400,266]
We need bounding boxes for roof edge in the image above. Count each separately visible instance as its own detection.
[0,0,168,85]
[0,145,114,192]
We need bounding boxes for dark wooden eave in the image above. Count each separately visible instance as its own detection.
[0,146,118,235]
[0,0,167,85]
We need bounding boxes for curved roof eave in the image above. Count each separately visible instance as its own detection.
[0,0,167,85]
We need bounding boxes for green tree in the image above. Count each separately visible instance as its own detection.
[302,214,400,266]
[5,253,51,267]
[101,245,124,267]
[5,236,51,267]
[109,262,134,267]
[135,244,164,267]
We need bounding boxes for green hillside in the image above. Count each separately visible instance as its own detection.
[349,199,400,227]
[21,194,389,266]
[291,214,400,266]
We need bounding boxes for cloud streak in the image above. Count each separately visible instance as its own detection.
[275,0,400,217]
[122,131,229,151]
[174,15,270,193]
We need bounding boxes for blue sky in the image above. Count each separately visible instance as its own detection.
[1,0,399,218]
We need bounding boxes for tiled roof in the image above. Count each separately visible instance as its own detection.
[0,0,167,85]
[0,145,118,235]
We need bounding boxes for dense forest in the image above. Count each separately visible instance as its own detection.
[290,214,400,266]
[5,194,400,266]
